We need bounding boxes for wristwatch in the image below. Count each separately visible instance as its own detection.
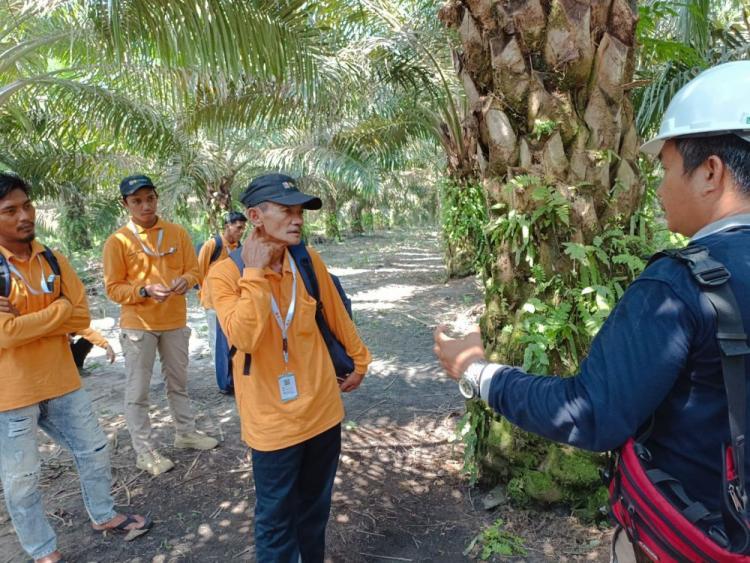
[138,286,149,298]
[458,360,489,400]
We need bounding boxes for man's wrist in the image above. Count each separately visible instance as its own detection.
[139,286,149,298]
[463,360,503,401]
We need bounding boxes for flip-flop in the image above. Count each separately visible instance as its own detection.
[95,514,153,541]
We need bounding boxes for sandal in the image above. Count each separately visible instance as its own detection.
[94,514,153,541]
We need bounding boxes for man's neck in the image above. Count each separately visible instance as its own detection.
[269,247,286,273]
[0,239,32,260]
[131,216,158,229]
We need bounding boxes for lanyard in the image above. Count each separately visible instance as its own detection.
[8,255,55,295]
[128,221,176,257]
[270,256,297,366]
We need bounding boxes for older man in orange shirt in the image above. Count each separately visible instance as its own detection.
[0,173,151,563]
[208,173,371,562]
[103,175,218,476]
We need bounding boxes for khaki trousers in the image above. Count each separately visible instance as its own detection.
[611,525,647,563]
[120,327,196,454]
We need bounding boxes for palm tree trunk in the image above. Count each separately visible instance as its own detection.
[440,0,641,515]
[61,184,92,252]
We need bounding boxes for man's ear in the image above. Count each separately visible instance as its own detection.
[701,155,726,197]
[246,207,262,227]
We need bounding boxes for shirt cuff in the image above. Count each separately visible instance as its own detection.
[464,361,504,401]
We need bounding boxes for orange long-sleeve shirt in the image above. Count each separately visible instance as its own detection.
[103,218,199,331]
[197,234,238,309]
[0,241,91,412]
[208,247,371,451]
[76,327,109,349]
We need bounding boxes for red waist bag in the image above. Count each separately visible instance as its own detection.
[609,439,750,562]
[608,246,750,562]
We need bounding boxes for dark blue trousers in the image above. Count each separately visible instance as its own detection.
[251,423,341,563]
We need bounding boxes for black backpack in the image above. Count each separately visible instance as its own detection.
[0,246,61,297]
[194,235,224,289]
[224,242,355,383]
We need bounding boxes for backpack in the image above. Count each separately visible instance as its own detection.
[607,245,750,561]
[194,235,223,290]
[222,242,355,385]
[0,246,61,297]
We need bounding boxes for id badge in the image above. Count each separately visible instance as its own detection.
[278,372,298,402]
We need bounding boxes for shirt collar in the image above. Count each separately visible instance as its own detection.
[220,234,239,251]
[129,217,163,233]
[691,213,750,242]
[0,240,46,262]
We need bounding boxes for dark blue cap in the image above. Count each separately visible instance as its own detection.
[120,174,156,197]
[240,173,322,210]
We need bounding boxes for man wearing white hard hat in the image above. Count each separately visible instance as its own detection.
[433,60,750,560]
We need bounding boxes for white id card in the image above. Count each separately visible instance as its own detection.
[278,372,298,402]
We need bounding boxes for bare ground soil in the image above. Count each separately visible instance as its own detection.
[0,229,610,562]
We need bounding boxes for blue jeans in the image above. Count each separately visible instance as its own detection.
[252,424,341,563]
[0,388,116,560]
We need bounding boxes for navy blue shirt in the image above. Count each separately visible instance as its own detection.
[484,226,750,511]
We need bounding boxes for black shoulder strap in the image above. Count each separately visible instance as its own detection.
[41,245,61,276]
[210,234,223,263]
[666,245,750,510]
[0,254,9,298]
[288,242,320,302]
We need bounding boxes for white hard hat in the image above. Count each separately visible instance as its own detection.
[640,60,750,155]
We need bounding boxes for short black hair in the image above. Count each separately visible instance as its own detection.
[224,211,247,225]
[674,134,750,195]
[0,172,30,201]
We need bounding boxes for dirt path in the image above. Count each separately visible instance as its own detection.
[0,229,609,562]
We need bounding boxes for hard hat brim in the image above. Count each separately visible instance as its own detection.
[640,137,665,156]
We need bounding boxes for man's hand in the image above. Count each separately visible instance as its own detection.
[339,371,365,392]
[241,226,286,270]
[0,297,20,316]
[105,344,116,363]
[144,284,172,303]
[433,324,486,380]
[170,276,189,295]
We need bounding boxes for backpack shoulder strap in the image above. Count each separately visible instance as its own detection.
[0,253,9,298]
[288,242,320,303]
[41,245,61,276]
[210,234,223,263]
[660,245,750,511]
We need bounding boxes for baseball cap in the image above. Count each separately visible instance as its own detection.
[120,174,156,197]
[240,173,322,210]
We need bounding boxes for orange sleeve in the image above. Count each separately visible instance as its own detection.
[0,299,72,349]
[76,327,109,349]
[103,234,148,305]
[208,260,272,354]
[197,237,217,285]
[179,227,200,288]
[309,248,371,374]
[47,252,91,335]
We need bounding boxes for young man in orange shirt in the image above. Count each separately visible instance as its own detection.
[103,175,218,477]
[0,174,151,563]
[197,211,246,392]
[208,173,371,562]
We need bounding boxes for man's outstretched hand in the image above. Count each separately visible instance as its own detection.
[433,324,486,380]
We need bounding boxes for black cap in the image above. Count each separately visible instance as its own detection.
[224,211,247,224]
[120,174,156,197]
[240,173,322,210]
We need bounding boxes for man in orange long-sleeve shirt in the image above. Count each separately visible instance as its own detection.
[103,174,218,477]
[208,173,371,562]
[0,174,151,563]
[197,211,246,393]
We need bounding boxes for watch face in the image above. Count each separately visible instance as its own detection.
[458,377,476,400]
